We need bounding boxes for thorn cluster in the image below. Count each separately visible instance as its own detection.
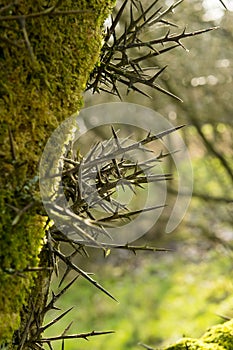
[32,125,181,348]
[86,0,217,100]
[48,125,183,246]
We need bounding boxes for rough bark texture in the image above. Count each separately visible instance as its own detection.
[0,0,115,346]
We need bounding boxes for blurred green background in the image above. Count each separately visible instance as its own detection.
[44,0,233,349]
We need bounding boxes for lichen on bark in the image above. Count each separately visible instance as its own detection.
[0,0,115,344]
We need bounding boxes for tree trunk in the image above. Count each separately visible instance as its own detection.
[0,1,115,347]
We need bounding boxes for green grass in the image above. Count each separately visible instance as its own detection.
[43,247,233,350]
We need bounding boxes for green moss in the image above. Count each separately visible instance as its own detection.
[0,0,115,176]
[165,338,225,349]
[0,0,116,343]
[0,200,45,341]
[201,320,233,349]
[164,320,233,349]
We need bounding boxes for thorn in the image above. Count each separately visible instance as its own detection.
[148,65,167,83]
[61,321,73,337]
[44,276,79,314]
[218,0,227,9]
[111,126,121,149]
[40,307,73,332]
[47,341,54,350]
[54,248,118,302]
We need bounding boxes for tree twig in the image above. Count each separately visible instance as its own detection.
[35,330,115,342]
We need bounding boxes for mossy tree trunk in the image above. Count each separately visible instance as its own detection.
[0,0,115,347]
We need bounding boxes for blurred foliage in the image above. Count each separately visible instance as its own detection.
[85,0,233,245]
[44,247,233,349]
[75,0,233,349]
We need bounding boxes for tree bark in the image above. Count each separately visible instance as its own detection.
[0,0,115,347]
